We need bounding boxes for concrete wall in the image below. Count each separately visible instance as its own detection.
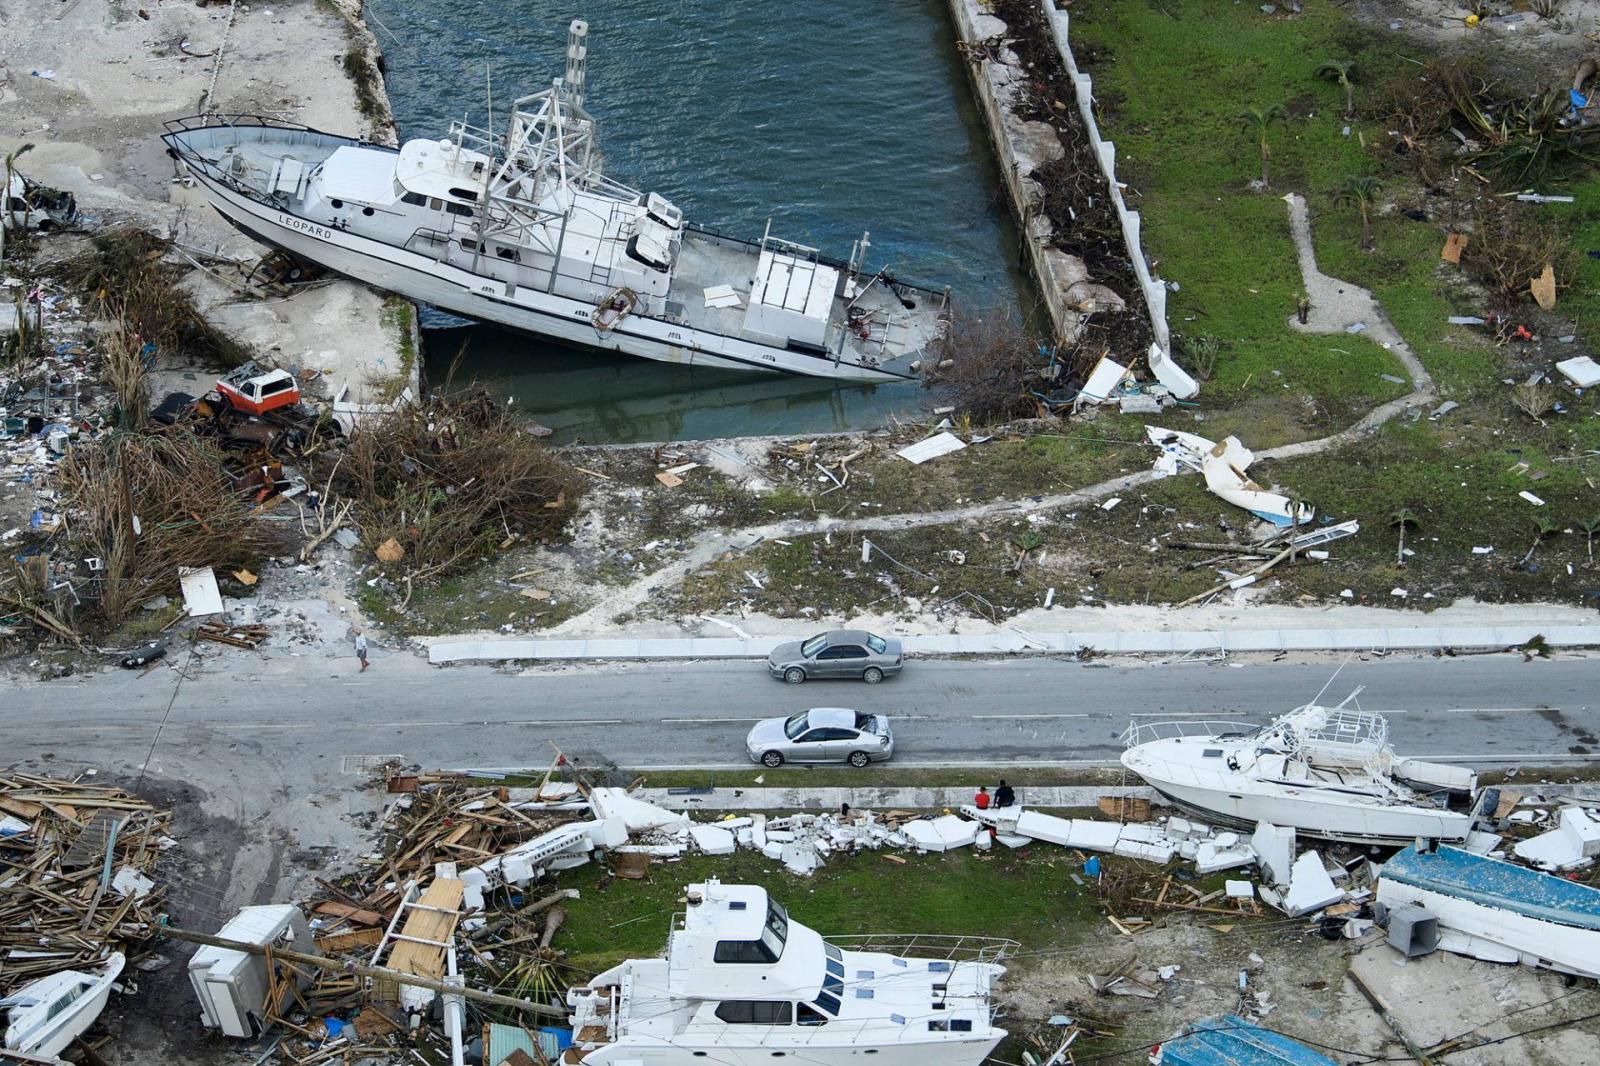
[947,0,1196,397]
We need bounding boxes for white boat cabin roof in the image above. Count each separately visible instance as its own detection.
[394,138,492,205]
[318,146,405,206]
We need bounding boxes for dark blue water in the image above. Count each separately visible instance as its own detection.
[371,0,1025,441]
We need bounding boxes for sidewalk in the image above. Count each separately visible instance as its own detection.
[426,623,1600,664]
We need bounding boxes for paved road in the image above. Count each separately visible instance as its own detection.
[4,653,1597,773]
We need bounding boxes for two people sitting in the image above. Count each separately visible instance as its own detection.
[972,780,1016,810]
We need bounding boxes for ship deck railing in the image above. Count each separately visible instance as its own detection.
[1120,719,1261,748]
[823,933,1019,964]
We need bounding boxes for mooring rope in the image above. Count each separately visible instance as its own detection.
[200,0,240,117]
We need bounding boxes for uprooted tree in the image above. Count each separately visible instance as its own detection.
[57,430,285,624]
[921,308,1050,423]
[336,391,582,585]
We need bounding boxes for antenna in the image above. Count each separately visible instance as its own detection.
[1309,653,1353,707]
[565,19,589,111]
[486,66,494,154]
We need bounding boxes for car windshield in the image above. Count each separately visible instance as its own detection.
[783,712,810,740]
[800,634,828,658]
[865,633,887,654]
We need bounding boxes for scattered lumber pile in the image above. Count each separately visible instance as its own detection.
[195,621,270,649]
[0,773,170,993]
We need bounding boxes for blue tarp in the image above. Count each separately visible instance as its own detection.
[1158,1015,1336,1066]
[1382,845,1600,932]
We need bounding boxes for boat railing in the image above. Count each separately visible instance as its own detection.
[823,933,1019,964]
[1120,719,1260,748]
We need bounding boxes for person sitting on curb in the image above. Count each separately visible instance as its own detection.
[973,785,991,810]
[994,779,1016,809]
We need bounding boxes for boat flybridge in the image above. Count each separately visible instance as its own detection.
[565,881,1010,1066]
[162,20,948,383]
[1120,687,1479,846]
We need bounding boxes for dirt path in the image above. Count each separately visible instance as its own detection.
[548,195,1438,632]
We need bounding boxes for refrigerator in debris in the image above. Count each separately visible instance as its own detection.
[187,904,315,1038]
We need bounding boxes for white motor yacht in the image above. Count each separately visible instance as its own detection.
[1,952,124,1059]
[565,880,1009,1066]
[1121,688,1477,845]
[163,20,948,383]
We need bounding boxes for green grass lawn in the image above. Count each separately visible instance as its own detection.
[554,848,1100,974]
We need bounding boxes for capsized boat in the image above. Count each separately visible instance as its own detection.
[564,880,1010,1066]
[1,952,124,1059]
[162,20,948,383]
[1120,687,1478,845]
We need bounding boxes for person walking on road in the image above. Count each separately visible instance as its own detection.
[355,631,370,672]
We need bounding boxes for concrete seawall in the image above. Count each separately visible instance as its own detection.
[945,0,1194,396]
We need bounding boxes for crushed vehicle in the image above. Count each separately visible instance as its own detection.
[3,172,79,233]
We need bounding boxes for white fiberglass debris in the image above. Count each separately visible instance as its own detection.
[1079,355,1130,404]
[178,565,224,616]
[1225,880,1256,900]
[896,431,967,465]
[1145,426,1313,527]
[903,815,979,852]
[1284,851,1344,917]
[689,824,737,856]
[1519,491,1546,506]
[1556,356,1600,388]
[1147,342,1200,400]
[780,842,822,875]
[1512,807,1600,871]
[1251,822,1296,886]
[1196,840,1256,874]
[588,788,690,831]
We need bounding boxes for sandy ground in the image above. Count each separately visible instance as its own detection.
[1,0,414,402]
[1354,0,1600,64]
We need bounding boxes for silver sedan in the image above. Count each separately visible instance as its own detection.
[766,629,904,685]
[745,707,895,768]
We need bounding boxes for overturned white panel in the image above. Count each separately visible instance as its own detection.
[1251,822,1296,886]
[1284,851,1344,917]
[897,432,967,465]
[689,824,736,856]
[589,788,690,832]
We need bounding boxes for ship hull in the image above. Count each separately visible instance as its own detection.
[185,166,913,384]
[1138,775,1472,846]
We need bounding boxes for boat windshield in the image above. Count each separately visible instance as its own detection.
[712,899,790,964]
[784,713,810,741]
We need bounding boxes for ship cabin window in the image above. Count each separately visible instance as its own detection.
[495,246,521,263]
[429,197,444,211]
[824,943,843,963]
[46,984,87,1020]
[714,1001,792,1025]
[1202,748,1224,758]
[460,239,479,252]
[797,1005,828,1027]
[712,899,788,964]
[813,991,841,1017]
[402,192,428,207]
[447,187,480,202]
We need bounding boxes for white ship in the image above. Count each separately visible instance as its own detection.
[564,880,1009,1066]
[163,21,947,383]
[1,952,124,1059]
[1120,688,1478,845]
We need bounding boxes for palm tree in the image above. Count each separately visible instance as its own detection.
[1314,60,1357,118]
[1521,515,1561,567]
[1337,175,1384,252]
[1578,514,1600,566]
[1,142,36,266]
[1237,105,1286,189]
[1390,508,1418,567]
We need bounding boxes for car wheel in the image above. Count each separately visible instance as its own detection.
[783,667,806,684]
[847,751,871,768]
[862,667,884,684]
[761,751,785,768]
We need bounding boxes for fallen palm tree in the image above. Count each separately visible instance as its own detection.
[59,429,284,623]
[336,390,581,583]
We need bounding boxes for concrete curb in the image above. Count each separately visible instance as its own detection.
[633,784,1150,812]
[427,625,1600,664]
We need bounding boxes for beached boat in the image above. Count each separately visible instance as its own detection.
[1121,688,1477,845]
[163,21,947,383]
[1,952,124,1059]
[564,880,1009,1066]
